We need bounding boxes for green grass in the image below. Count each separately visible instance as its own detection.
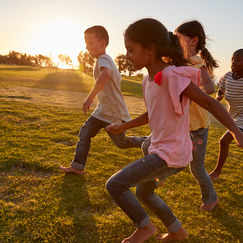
[121,75,143,98]
[0,64,143,98]
[0,65,242,242]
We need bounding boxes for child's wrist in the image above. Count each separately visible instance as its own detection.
[121,123,129,131]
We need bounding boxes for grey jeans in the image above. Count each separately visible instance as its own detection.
[71,115,146,170]
[190,128,217,204]
[141,128,217,204]
[106,153,184,231]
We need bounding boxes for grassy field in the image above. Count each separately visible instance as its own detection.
[0,65,143,98]
[0,64,242,243]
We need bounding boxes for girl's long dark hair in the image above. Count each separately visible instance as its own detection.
[176,20,218,74]
[125,18,186,66]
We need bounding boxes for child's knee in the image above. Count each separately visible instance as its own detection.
[106,176,114,193]
[219,135,232,147]
[106,176,124,195]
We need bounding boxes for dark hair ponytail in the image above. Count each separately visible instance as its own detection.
[125,18,186,67]
[176,20,218,74]
[200,46,218,75]
[166,32,187,66]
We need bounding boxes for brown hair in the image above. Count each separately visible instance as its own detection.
[125,18,186,66]
[176,20,218,74]
[85,25,109,45]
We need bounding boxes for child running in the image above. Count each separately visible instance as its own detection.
[60,25,145,175]
[105,18,243,243]
[142,20,219,211]
[210,49,243,181]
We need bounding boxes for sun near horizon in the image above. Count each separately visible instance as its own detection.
[28,18,87,69]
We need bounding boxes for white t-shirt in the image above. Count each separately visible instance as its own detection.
[218,72,243,129]
[91,54,131,124]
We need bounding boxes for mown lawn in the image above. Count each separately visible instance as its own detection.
[0,65,143,98]
[0,65,242,242]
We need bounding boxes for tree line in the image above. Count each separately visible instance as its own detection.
[0,51,137,76]
[78,52,136,76]
[0,51,54,67]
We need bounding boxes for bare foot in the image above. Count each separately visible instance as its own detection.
[156,227,188,242]
[121,221,157,243]
[209,171,220,182]
[200,197,219,211]
[59,166,84,175]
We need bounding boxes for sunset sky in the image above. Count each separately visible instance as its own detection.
[1,0,242,79]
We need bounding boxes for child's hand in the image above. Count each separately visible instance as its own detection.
[83,97,93,116]
[106,124,124,135]
[216,89,224,101]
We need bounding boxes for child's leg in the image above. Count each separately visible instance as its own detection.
[106,154,184,242]
[141,135,165,186]
[60,116,105,174]
[209,131,234,181]
[136,181,182,230]
[189,128,218,210]
[136,180,188,242]
[107,131,146,149]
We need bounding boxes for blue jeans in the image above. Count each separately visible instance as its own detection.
[190,128,217,204]
[71,115,146,170]
[106,154,184,231]
[141,128,217,204]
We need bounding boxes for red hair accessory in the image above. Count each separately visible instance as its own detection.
[154,71,162,86]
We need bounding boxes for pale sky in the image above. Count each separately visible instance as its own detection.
[1,0,243,79]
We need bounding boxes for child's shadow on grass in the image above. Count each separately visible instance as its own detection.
[59,174,100,242]
[34,72,91,93]
[211,189,242,242]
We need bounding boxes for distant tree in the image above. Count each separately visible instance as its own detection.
[32,55,41,66]
[115,54,135,76]
[77,51,84,71]
[0,54,7,64]
[24,54,33,65]
[58,54,65,67]
[57,54,73,69]
[115,54,127,73]
[38,54,53,67]
[7,51,20,64]
[77,51,94,72]
[19,53,33,65]
[125,60,135,76]
[65,55,73,69]
[0,50,54,68]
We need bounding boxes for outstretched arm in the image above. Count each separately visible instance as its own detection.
[106,112,149,134]
[83,67,110,115]
[182,81,243,147]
